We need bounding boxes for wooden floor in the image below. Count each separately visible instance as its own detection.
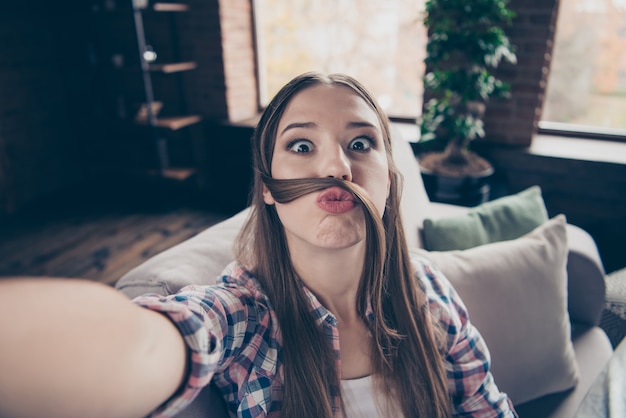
[0,186,228,286]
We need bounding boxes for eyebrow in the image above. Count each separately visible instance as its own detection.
[346,121,377,129]
[279,120,378,136]
[280,122,317,136]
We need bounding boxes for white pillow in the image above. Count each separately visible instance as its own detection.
[416,215,579,405]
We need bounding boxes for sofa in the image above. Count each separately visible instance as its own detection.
[116,129,614,417]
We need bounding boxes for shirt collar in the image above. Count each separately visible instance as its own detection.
[299,280,337,327]
[299,279,375,327]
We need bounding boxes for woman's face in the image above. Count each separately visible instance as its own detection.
[263,84,390,253]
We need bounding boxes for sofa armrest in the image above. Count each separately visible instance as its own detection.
[566,223,606,326]
[115,209,250,299]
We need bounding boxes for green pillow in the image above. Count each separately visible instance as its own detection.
[422,186,549,251]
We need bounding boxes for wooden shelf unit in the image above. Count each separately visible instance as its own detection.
[149,61,197,73]
[136,115,201,130]
[130,0,201,182]
[153,3,189,12]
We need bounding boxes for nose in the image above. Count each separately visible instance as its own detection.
[321,144,352,181]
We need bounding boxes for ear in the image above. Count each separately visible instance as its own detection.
[263,183,276,205]
[386,171,391,198]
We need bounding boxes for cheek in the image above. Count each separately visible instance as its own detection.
[365,163,391,216]
[273,197,314,228]
[271,157,312,180]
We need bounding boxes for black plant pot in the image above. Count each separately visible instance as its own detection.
[420,167,494,207]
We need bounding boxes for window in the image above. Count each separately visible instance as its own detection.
[541,0,626,140]
[253,0,427,118]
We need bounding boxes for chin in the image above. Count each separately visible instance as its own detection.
[315,224,365,249]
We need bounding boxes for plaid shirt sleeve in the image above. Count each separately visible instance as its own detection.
[416,257,518,417]
[132,283,251,418]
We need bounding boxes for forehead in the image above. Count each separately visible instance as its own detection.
[277,84,381,129]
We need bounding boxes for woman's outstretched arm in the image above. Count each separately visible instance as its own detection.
[0,277,187,418]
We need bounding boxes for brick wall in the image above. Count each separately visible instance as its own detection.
[219,0,258,122]
[174,0,257,122]
[178,0,228,121]
[482,0,560,146]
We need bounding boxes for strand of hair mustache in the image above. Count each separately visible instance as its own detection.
[261,176,385,273]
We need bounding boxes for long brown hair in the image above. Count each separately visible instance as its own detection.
[235,72,451,417]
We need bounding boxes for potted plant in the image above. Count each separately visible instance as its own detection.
[418,0,517,205]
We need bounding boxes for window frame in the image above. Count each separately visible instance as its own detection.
[538,121,626,143]
[539,0,626,144]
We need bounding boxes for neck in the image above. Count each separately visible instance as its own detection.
[290,242,365,322]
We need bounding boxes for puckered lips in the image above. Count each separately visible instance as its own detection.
[316,186,357,214]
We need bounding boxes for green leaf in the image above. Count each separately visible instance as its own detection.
[422,0,516,148]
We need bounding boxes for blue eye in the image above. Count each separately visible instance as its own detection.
[349,137,373,151]
[287,139,314,153]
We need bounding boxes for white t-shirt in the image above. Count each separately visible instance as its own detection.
[341,375,393,418]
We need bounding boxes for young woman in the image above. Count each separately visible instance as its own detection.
[0,73,516,418]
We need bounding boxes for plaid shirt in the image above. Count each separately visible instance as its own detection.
[133,257,516,417]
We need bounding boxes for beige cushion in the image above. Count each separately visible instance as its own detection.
[416,215,579,405]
